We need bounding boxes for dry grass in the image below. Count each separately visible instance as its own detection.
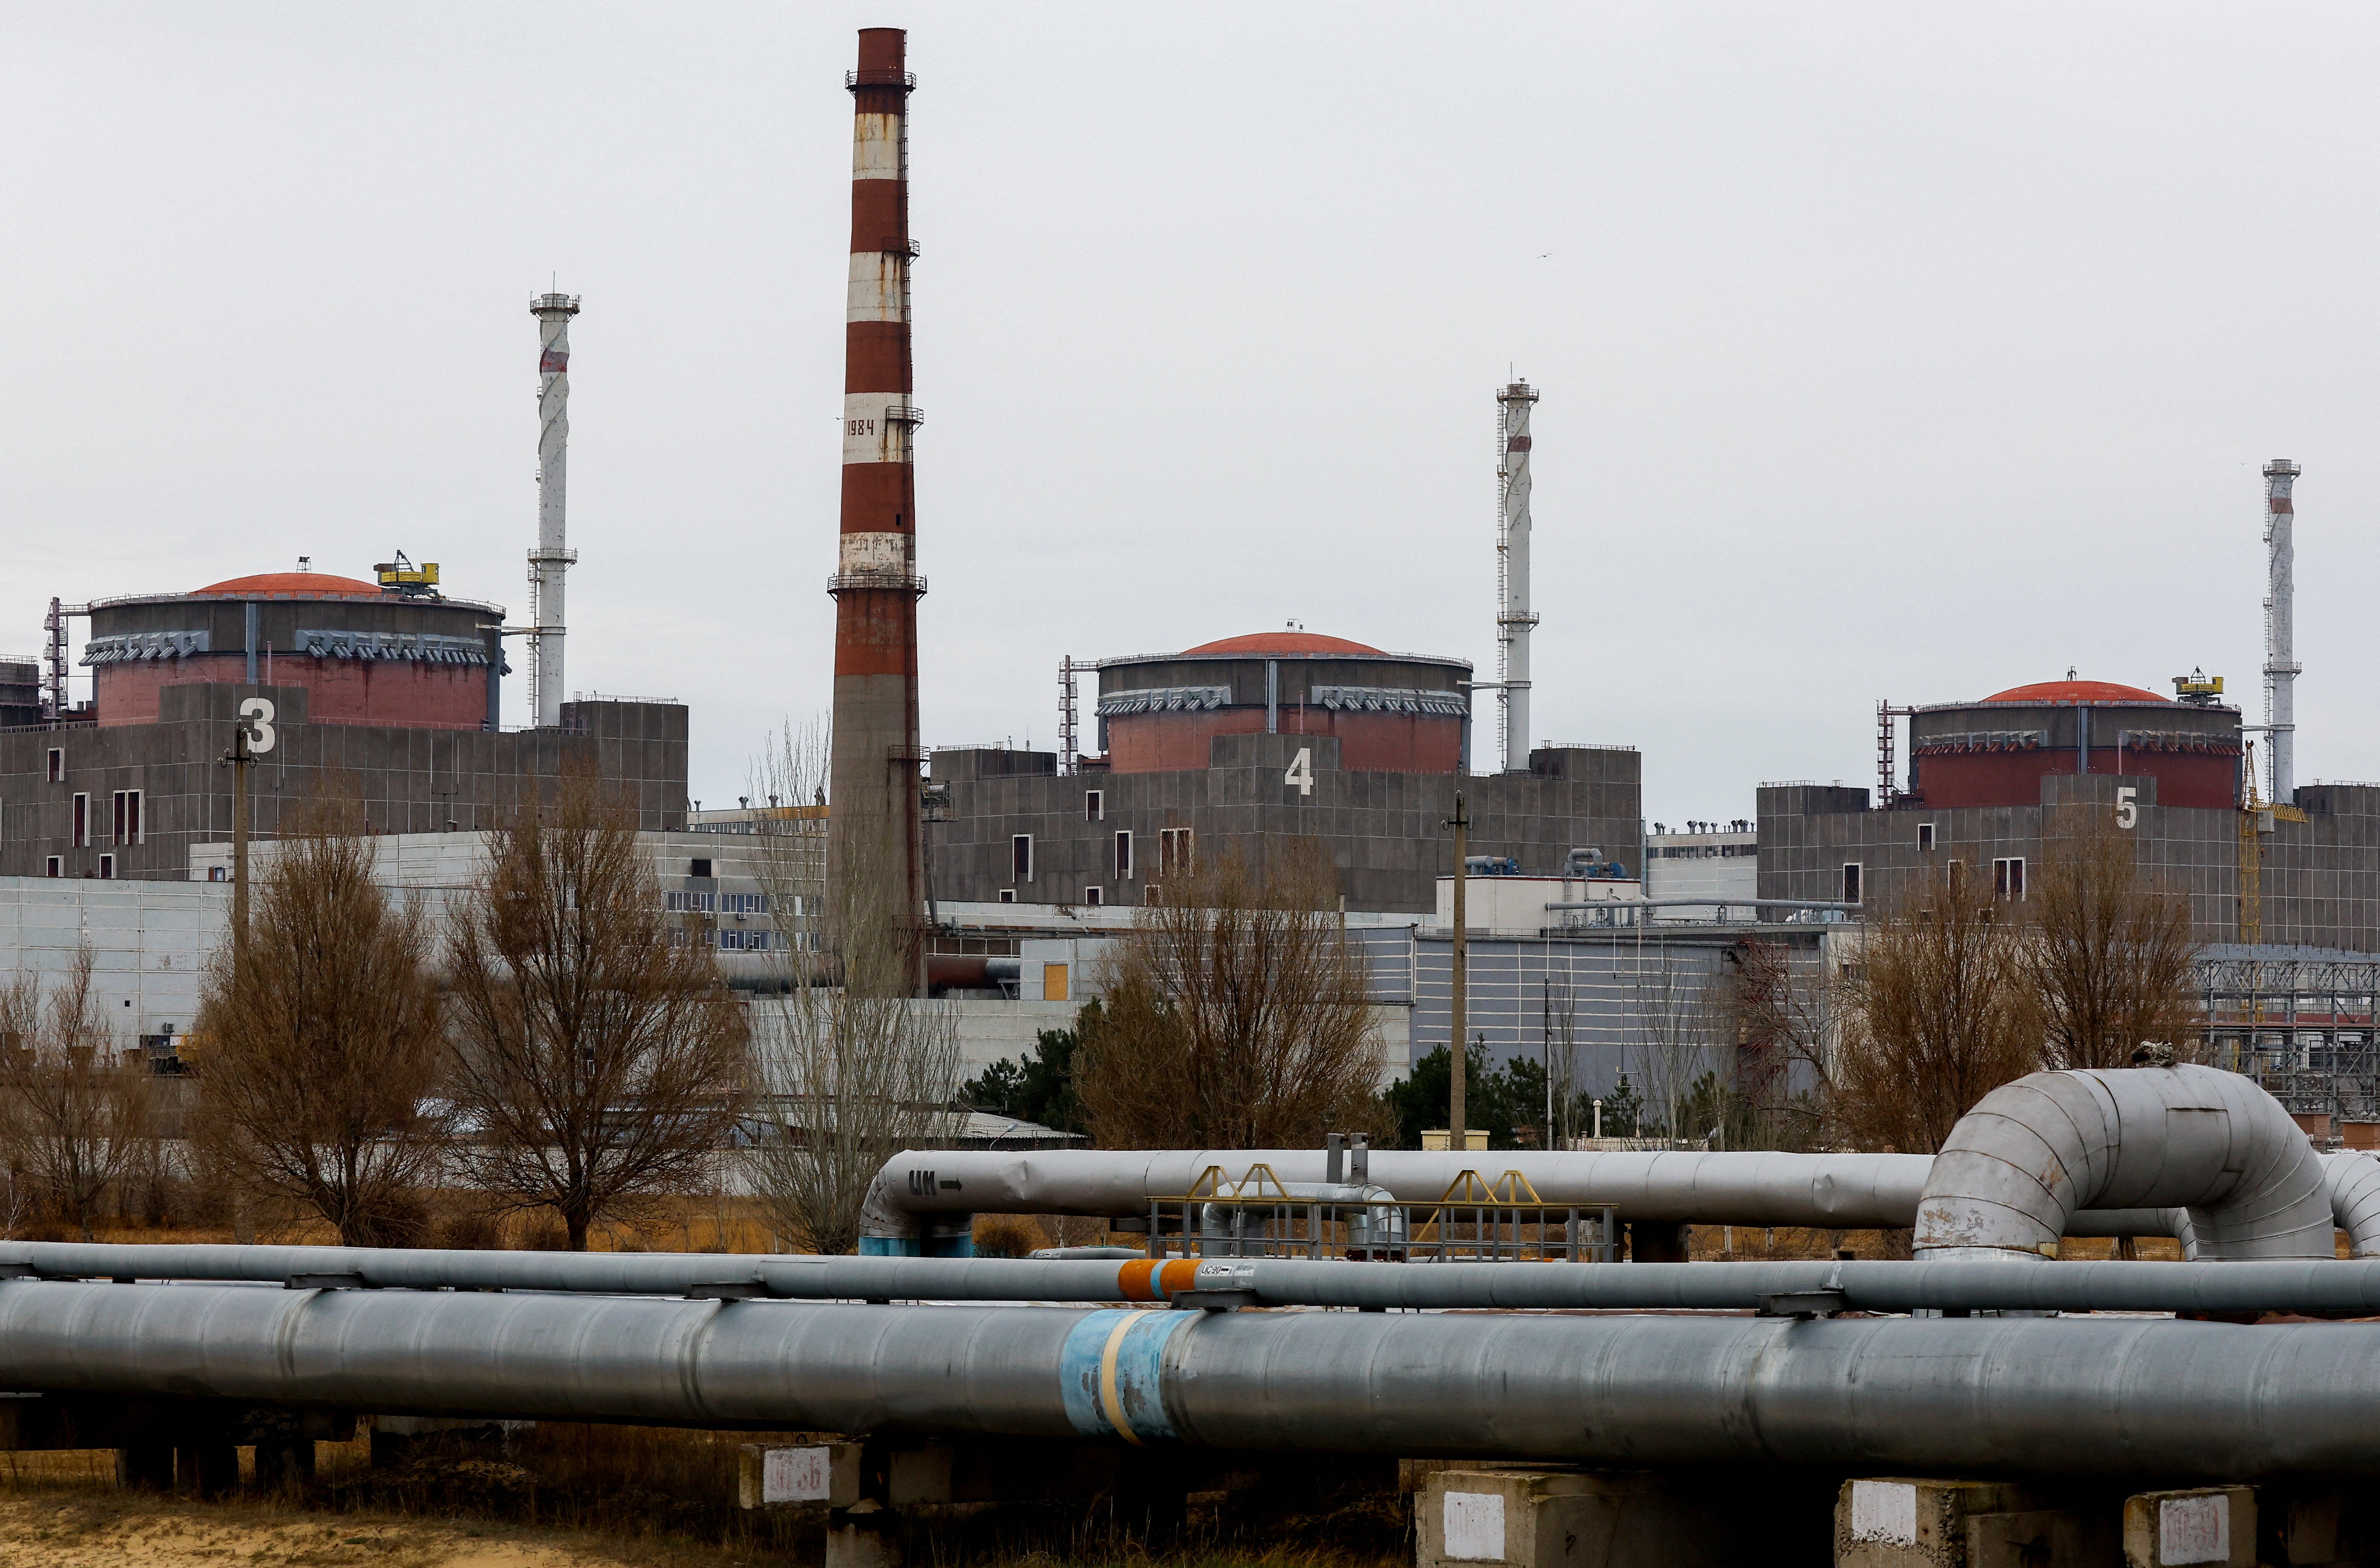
[0,1425,1408,1568]
[1677,1224,2190,1261]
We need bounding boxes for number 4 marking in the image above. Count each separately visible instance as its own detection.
[1285,747,1313,797]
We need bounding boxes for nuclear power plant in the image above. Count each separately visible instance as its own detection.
[8,26,2380,1568]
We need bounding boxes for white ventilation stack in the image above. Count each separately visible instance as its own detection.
[2262,457,2300,803]
[1496,380,1541,773]
[529,291,582,729]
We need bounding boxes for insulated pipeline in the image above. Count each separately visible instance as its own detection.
[2,1282,2379,1477]
[12,1245,2380,1315]
[858,1145,2378,1249]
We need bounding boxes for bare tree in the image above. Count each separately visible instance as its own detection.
[1629,956,1723,1142]
[445,768,750,1251]
[190,793,448,1246]
[0,948,153,1240]
[2023,810,2202,1070]
[1832,870,2041,1154]
[1075,840,1386,1148]
[742,719,959,1254]
[1712,939,1833,1151]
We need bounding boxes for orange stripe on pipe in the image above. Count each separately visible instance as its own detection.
[1117,1260,1160,1301]
[1159,1259,1200,1297]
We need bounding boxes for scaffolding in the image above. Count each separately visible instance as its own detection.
[2200,952,2380,1120]
[1057,655,1078,775]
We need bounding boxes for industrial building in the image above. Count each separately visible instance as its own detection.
[929,685,1641,916]
[1759,676,2380,951]
[0,283,690,883]
[0,578,687,882]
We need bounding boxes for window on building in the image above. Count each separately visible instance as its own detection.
[113,789,141,845]
[1994,857,2026,900]
[72,793,87,848]
[207,865,226,882]
[1842,863,1862,905]
[1085,790,1104,822]
[1084,885,1104,906]
[1114,830,1133,880]
[1918,822,1936,852]
[1948,860,1968,897]
[1012,835,1034,883]
[998,889,1017,904]
[1159,827,1194,877]
[46,749,62,783]
[44,857,62,878]
[98,855,114,879]
[690,858,713,879]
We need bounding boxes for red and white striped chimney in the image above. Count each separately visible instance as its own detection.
[827,27,927,992]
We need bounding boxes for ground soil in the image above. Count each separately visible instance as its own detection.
[0,1492,729,1568]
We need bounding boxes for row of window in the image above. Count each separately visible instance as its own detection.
[1008,827,1193,885]
[44,791,144,850]
[659,928,823,952]
[1840,856,2026,905]
[664,890,776,914]
[46,855,121,879]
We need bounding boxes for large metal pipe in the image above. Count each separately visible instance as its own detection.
[18,1243,2380,1317]
[858,1146,2374,1253]
[2,1282,2378,1477]
[1916,1064,2334,1261]
[860,1148,1939,1250]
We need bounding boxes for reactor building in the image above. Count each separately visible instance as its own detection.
[929,626,1641,915]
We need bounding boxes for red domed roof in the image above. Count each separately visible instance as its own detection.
[191,572,383,598]
[1982,679,2167,705]
[1181,631,1383,656]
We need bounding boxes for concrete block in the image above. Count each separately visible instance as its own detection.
[825,1505,903,1568]
[1417,1468,1739,1568]
[1835,1478,2057,1568]
[739,1441,862,1509]
[2123,1488,2254,1568]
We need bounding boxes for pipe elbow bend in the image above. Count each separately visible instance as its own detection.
[2324,1151,2380,1258]
[1916,1064,2333,1261]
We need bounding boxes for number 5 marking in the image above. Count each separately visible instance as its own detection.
[2115,786,2137,830]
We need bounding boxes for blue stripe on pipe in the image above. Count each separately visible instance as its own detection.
[857,1237,919,1257]
[1058,1309,1193,1444]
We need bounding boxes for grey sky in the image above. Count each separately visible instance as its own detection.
[5,5,2376,821]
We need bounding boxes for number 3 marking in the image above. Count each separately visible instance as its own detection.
[239,697,276,755]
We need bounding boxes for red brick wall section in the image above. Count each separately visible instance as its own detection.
[1106,712,1462,774]
[1914,749,2239,811]
[98,657,489,730]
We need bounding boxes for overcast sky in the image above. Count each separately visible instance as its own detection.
[6,5,2378,820]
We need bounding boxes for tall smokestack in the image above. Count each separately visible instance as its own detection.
[827,28,926,993]
[529,290,582,729]
[1496,380,1540,773]
[2263,457,2301,804]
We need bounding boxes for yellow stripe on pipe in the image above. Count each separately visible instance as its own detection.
[1097,1311,1148,1445]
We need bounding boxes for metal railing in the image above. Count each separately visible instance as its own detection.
[1146,1164,1617,1263]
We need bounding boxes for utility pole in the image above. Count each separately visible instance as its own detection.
[221,697,277,955]
[1444,793,1470,1144]
[226,723,253,952]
